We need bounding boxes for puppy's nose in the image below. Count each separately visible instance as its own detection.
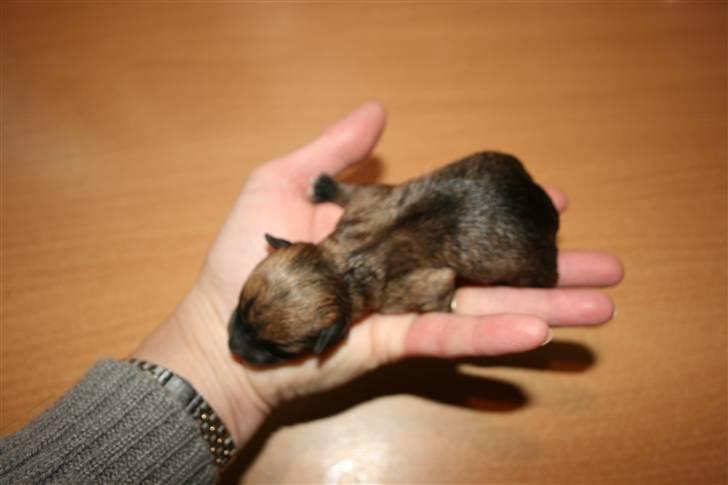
[229,330,286,365]
[228,334,246,356]
[228,326,246,352]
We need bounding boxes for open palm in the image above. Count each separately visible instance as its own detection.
[190,101,622,410]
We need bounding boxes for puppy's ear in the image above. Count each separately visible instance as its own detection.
[314,325,341,354]
[265,233,292,250]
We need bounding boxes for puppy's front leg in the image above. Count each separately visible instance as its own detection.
[310,174,354,206]
[381,268,456,314]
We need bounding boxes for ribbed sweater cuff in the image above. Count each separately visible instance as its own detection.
[0,359,217,484]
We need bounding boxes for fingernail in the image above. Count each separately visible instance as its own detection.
[450,295,457,313]
[540,327,554,346]
[612,306,618,319]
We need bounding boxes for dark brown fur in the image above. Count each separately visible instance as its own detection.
[229,151,559,365]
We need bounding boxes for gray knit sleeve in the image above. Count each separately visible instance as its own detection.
[0,359,217,484]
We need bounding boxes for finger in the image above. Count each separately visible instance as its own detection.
[557,250,625,287]
[452,287,614,326]
[369,313,551,363]
[402,313,551,358]
[279,101,387,183]
[544,186,569,213]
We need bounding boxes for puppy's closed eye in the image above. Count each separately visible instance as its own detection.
[314,325,342,354]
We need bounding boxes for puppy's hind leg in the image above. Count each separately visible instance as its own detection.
[310,174,354,206]
[381,268,457,314]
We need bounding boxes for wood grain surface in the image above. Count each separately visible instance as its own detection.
[2,2,726,484]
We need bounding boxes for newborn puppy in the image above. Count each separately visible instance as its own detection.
[229,151,559,365]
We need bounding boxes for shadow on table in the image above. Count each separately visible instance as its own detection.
[221,339,596,483]
[338,154,386,184]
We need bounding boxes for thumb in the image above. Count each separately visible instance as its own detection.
[279,101,387,182]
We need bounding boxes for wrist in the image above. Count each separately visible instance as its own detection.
[131,285,270,447]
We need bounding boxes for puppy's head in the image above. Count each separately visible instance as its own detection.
[228,234,352,365]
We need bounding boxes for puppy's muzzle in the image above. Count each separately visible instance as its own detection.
[228,308,293,365]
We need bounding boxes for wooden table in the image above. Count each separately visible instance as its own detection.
[2,3,726,484]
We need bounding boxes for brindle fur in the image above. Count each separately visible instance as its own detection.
[229,151,559,365]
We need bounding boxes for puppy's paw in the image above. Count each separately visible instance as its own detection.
[310,174,338,203]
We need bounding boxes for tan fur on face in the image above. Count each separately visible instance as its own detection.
[238,243,350,354]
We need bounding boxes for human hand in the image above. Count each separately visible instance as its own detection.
[132,101,624,447]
